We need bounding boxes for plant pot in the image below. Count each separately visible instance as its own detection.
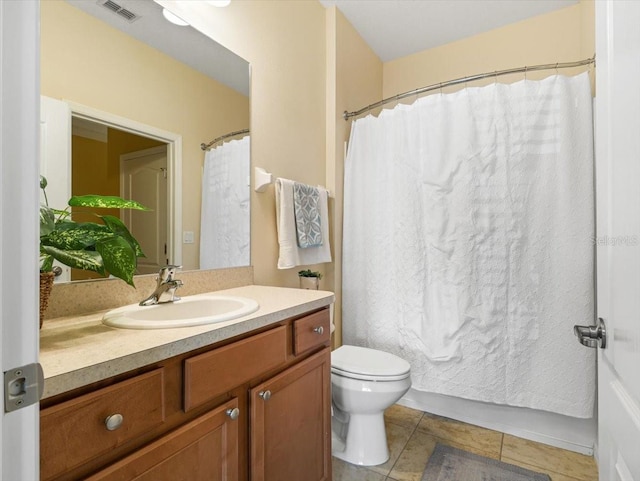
[39,271,55,328]
[299,276,320,290]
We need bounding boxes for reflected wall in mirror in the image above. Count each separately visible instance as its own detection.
[40,0,251,283]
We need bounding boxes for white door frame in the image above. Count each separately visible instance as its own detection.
[0,0,40,478]
[66,101,183,267]
[594,0,640,478]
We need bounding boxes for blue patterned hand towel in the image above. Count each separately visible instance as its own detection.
[293,182,323,248]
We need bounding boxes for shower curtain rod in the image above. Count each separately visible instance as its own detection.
[343,55,595,120]
[201,128,250,151]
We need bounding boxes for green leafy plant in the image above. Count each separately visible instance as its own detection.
[39,176,148,287]
[298,269,322,280]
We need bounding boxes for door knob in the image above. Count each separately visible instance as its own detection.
[226,407,240,420]
[574,317,606,349]
[258,390,271,401]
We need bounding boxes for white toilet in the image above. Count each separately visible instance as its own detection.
[331,345,411,466]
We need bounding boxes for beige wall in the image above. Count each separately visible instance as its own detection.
[162,1,595,341]
[40,0,249,271]
[383,1,595,98]
[159,0,328,288]
[159,2,381,345]
[44,0,596,328]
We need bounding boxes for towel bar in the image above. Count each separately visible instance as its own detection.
[254,168,332,197]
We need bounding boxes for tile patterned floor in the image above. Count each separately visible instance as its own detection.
[332,404,599,481]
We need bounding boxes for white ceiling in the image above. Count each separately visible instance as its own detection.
[65,0,250,96]
[319,0,578,62]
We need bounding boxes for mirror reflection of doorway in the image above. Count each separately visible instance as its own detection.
[40,96,182,283]
[71,118,167,279]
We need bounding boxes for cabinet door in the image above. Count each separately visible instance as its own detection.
[87,398,240,481]
[250,348,331,481]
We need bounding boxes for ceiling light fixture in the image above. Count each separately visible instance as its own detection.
[207,0,231,7]
[162,8,189,26]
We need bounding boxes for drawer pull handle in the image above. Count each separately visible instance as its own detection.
[313,326,324,335]
[104,414,124,431]
[226,407,240,420]
[258,390,272,401]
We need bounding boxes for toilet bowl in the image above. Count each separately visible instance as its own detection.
[331,345,411,466]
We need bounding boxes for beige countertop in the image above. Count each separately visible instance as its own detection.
[40,285,334,399]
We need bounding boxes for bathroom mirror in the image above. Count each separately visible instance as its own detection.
[40,0,251,282]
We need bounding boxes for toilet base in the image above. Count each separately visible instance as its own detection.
[331,412,389,466]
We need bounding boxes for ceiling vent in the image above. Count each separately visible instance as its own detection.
[97,0,140,23]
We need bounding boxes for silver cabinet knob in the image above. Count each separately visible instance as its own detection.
[313,326,324,335]
[226,407,240,420]
[258,390,271,401]
[574,317,607,349]
[104,413,124,431]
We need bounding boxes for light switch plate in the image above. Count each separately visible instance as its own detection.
[183,231,194,244]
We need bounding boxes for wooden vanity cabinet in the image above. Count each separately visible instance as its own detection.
[40,307,331,481]
[86,398,240,481]
[250,348,331,481]
[40,369,166,480]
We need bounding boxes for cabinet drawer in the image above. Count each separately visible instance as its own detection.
[184,325,287,411]
[41,369,165,481]
[293,309,330,355]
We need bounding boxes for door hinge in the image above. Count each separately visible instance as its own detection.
[4,363,44,413]
[574,318,607,349]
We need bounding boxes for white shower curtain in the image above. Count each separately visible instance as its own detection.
[200,135,250,269]
[343,73,596,418]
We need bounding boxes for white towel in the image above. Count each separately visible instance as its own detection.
[275,178,331,269]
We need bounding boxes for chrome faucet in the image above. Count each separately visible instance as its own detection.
[139,265,183,306]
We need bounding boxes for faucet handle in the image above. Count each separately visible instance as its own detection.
[158,265,182,282]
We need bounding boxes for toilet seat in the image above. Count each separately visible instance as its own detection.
[331,345,411,382]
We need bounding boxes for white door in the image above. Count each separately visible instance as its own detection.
[0,0,40,479]
[593,1,640,479]
[120,146,169,274]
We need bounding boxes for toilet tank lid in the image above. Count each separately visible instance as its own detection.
[332,345,410,377]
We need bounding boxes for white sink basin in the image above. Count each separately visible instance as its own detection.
[102,294,259,329]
